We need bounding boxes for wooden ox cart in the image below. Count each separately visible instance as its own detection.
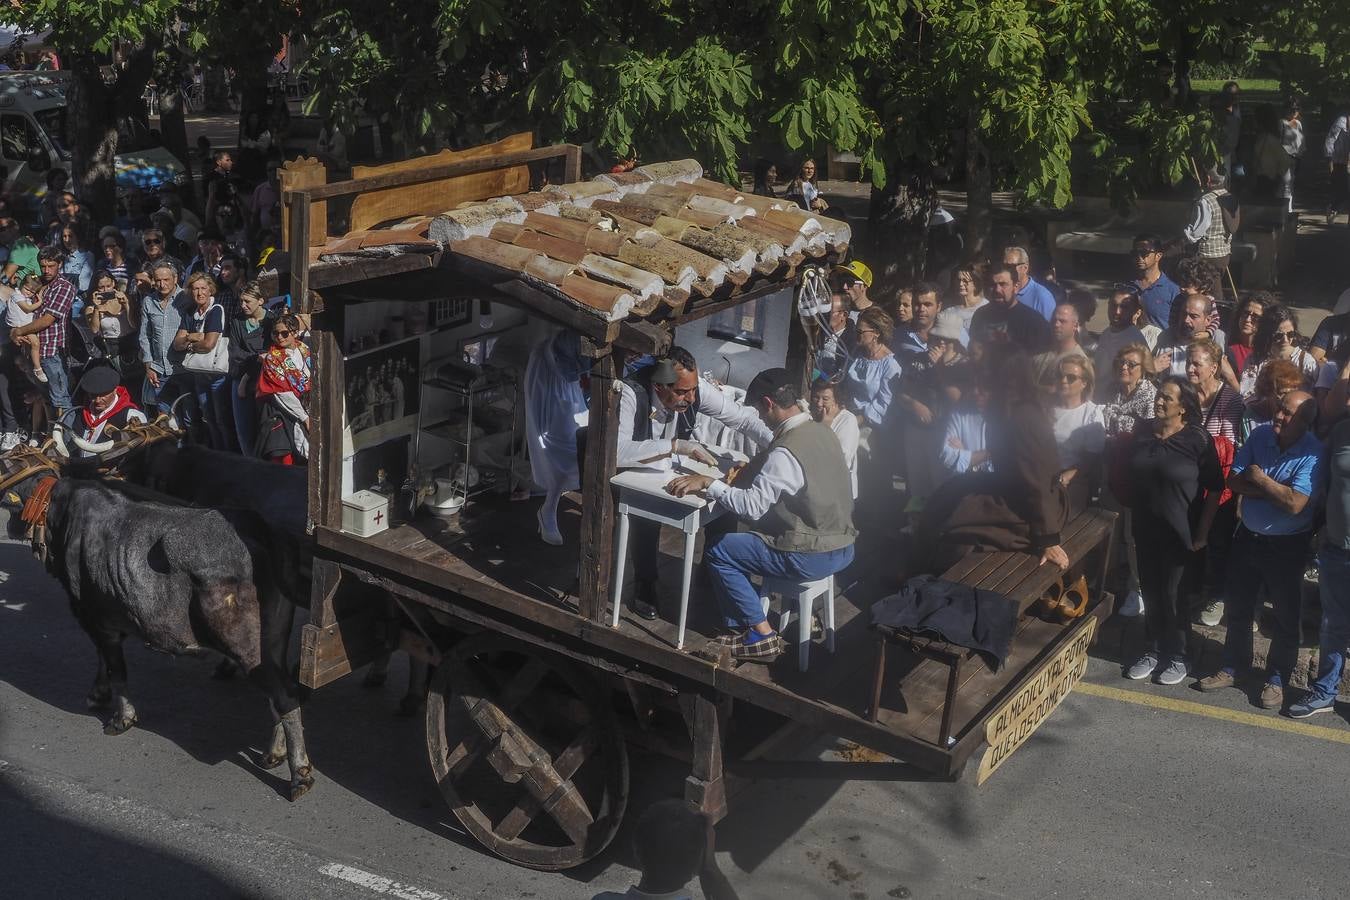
[274,140,1116,870]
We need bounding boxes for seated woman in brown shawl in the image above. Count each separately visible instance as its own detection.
[912,343,1074,575]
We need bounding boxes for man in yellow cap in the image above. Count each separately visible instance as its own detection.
[834,260,875,322]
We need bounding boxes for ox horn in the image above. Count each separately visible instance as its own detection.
[50,424,69,459]
[51,422,116,457]
[167,393,191,434]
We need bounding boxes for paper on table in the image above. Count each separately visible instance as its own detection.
[632,445,746,478]
[672,446,747,480]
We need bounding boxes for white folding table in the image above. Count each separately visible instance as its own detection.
[609,451,746,650]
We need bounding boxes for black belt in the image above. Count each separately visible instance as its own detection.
[1237,525,1310,543]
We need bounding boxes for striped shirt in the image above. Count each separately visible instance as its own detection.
[99,261,130,289]
[1201,383,1243,446]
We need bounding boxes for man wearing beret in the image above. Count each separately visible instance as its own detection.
[58,364,147,458]
[667,368,856,662]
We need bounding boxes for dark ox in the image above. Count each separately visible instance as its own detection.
[4,476,315,800]
[151,445,427,713]
[149,444,308,588]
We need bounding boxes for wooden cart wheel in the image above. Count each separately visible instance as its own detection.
[426,634,629,870]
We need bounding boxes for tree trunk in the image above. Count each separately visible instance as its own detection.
[204,65,233,113]
[866,156,936,297]
[67,58,120,226]
[1174,23,1194,109]
[963,109,993,263]
[158,86,198,214]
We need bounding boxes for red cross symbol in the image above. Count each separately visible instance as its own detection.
[373,510,384,524]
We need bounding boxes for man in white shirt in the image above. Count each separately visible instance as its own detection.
[667,368,856,662]
[1154,293,1225,376]
[1182,165,1239,298]
[610,347,773,620]
[1325,108,1350,224]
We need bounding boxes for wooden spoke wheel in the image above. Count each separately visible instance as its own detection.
[426,634,629,870]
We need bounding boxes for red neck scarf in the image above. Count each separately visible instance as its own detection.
[82,385,138,429]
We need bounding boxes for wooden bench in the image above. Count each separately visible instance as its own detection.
[867,507,1117,746]
[1044,197,1293,289]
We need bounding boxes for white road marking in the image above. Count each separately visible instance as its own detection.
[319,863,454,900]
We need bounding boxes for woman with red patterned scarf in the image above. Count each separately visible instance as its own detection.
[255,313,310,464]
[57,364,147,459]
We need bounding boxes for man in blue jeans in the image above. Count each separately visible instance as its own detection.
[1198,391,1324,711]
[1291,418,1350,717]
[9,247,75,415]
[666,368,856,663]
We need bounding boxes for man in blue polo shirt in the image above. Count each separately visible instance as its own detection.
[1131,233,1181,329]
[1002,246,1055,320]
[1198,390,1324,711]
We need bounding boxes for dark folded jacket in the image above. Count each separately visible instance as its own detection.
[871,575,1018,669]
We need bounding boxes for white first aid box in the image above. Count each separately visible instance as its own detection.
[341,490,390,537]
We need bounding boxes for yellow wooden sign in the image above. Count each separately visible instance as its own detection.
[977,615,1097,784]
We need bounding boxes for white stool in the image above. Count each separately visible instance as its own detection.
[759,575,835,671]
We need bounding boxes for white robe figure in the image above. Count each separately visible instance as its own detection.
[525,328,588,544]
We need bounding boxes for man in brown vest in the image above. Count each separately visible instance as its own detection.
[667,368,856,662]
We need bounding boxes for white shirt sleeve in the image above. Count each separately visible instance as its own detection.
[273,390,309,423]
[1080,403,1107,455]
[705,447,805,520]
[1183,197,1211,244]
[615,381,678,468]
[697,378,776,446]
[1326,116,1348,159]
[830,411,860,471]
[940,415,972,473]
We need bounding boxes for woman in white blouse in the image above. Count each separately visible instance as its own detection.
[1238,303,1317,397]
[1048,354,1106,511]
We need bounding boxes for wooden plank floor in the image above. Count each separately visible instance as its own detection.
[327,494,1112,770]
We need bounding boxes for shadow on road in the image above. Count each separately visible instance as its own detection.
[0,774,242,897]
[0,542,487,854]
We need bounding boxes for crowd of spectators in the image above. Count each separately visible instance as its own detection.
[813,236,1349,719]
[0,146,310,464]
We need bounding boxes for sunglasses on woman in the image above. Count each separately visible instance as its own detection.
[1272,331,1297,343]
[273,329,292,338]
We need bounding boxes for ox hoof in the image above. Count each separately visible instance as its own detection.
[394,695,423,718]
[86,689,112,710]
[260,752,286,771]
[289,771,315,802]
[211,659,238,681]
[362,669,388,688]
[103,714,138,736]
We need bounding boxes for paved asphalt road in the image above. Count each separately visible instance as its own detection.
[3,538,1350,899]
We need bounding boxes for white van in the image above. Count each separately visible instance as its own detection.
[0,71,186,215]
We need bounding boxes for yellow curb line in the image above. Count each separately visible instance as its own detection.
[1074,681,1350,745]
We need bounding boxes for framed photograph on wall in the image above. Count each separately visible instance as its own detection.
[429,298,472,329]
[346,336,421,451]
